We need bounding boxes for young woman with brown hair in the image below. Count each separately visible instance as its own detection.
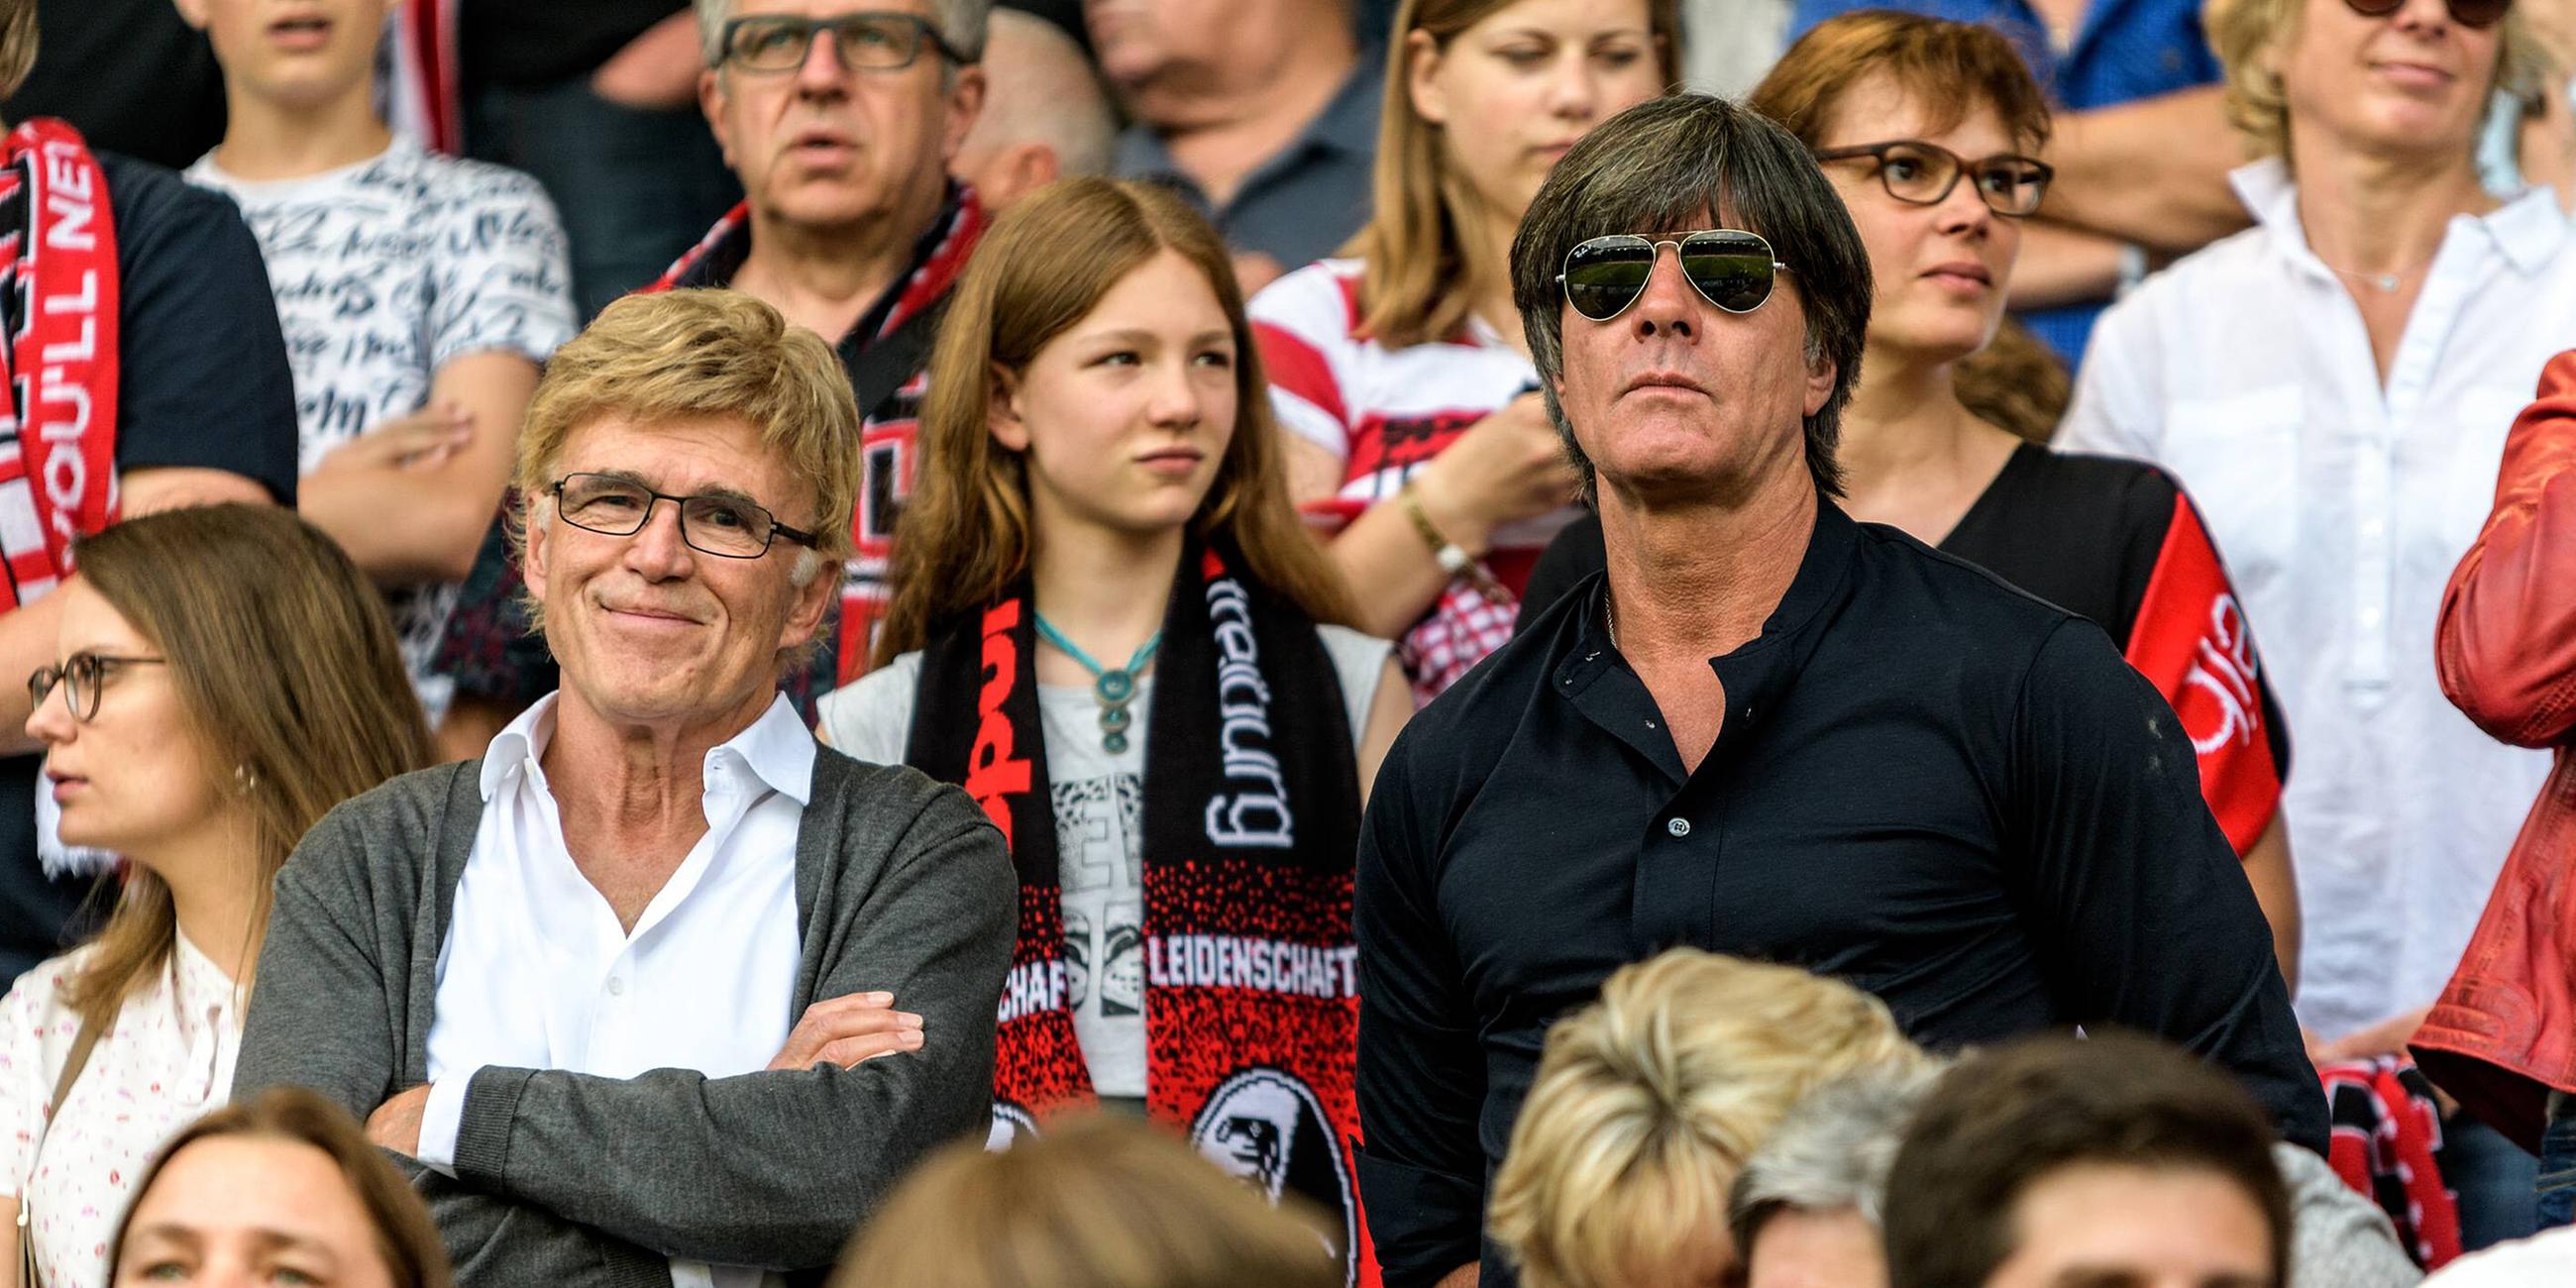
[0,504,432,1288]
[1247,0,1677,703]
[820,175,1408,1286]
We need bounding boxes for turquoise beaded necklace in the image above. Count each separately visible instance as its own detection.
[1033,613,1162,755]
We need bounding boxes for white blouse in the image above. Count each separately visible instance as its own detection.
[2059,158,2572,1040]
[0,935,243,1288]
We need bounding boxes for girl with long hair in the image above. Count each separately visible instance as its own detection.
[820,176,1408,1286]
[1248,0,1677,702]
[0,504,432,1288]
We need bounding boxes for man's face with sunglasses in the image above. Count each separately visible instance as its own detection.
[699,0,985,238]
[1553,214,1838,507]
[2277,0,2507,156]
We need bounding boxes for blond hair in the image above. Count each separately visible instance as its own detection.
[875,177,1354,665]
[2205,0,2549,161]
[1345,0,1682,350]
[0,0,33,98]
[831,1115,1340,1288]
[1487,949,1931,1288]
[513,288,860,635]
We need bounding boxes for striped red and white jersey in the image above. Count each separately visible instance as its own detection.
[1249,259,1581,703]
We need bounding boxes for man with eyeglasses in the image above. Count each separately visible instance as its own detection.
[430,0,992,753]
[235,289,1017,1287]
[1351,95,2322,1288]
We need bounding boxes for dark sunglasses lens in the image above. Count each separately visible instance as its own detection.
[1564,239,1656,320]
[1679,235,1777,312]
[2450,0,2510,25]
[2340,0,2406,14]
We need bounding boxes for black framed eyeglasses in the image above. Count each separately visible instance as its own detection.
[1558,230,1794,322]
[28,653,165,723]
[719,12,965,73]
[549,474,820,560]
[2343,0,2510,26]
[1810,141,2055,218]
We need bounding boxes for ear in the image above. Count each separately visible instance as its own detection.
[700,67,736,168]
[1405,29,1449,125]
[521,497,554,605]
[1803,353,1838,419]
[778,556,841,656]
[171,0,209,31]
[987,363,1031,452]
[941,65,990,166]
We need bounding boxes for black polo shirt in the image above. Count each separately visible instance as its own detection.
[1354,500,2325,1288]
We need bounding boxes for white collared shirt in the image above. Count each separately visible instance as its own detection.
[418,692,812,1288]
[2060,159,2569,1040]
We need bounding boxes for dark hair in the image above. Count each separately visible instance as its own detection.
[1880,1032,2292,1288]
[1748,10,2053,154]
[110,1088,454,1288]
[1510,93,1872,502]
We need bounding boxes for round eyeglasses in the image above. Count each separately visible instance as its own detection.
[28,652,165,723]
[549,474,821,560]
[1809,141,2055,218]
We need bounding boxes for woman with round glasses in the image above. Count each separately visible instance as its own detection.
[0,504,431,1288]
[2060,0,2568,1246]
[1247,0,1677,704]
[1525,11,2305,978]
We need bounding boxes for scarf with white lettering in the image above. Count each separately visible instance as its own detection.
[908,539,1371,1286]
[0,119,120,609]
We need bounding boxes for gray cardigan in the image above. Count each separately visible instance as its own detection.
[233,747,1017,1287]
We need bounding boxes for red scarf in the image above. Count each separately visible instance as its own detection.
[908,544,1375,1286]
[2321,1057,2464,1269]
[0,119,120,607]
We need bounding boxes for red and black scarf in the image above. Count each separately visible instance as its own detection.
[908,541,1374,1286]
[0,119,120,608]
[647,188,988,686]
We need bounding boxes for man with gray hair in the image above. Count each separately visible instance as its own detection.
[950,9,1113,211]
[1732,1065,1941,1288]
[1352,93,2323,1288]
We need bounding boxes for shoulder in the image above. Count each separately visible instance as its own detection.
[815,652,924,764]
[398,151,561,220]
[1853,517,2086,638]
[1249,258,1365,336]
[1315,623,1394,688]
[806,744,995,852]
[2114,224,2278,327]
[291,762,480,879]
[0,945,93,1024]
[2005,450,2185,537]
[100,150,260,263]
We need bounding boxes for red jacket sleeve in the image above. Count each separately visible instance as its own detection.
[2119,492,2284,857]
[2436,349,2576,749]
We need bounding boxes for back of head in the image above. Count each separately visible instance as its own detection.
[1881,1031,2291,1288]
[1488,949,1929,1288]
[113,1086,453,1288]
[831,1114,1341,1288]
[957,10,1117,196]
[1508,93,1873,502]
[1747,10,2052,154]
[1729,1060,1943,1254]
[882,175,1349,663]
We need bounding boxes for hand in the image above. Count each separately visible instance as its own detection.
[313,403,472,476]
[1413,392,1581,545]
[768,991,925,1071]
[590,11,706,110]
[2311,1005,2435,1065]
[367,1084,434,1157]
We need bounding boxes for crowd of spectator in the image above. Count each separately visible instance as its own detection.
[0,0,2568,1284]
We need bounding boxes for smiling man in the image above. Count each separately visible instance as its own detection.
[234,289,1016,1288]
[1351,94,2324,1288]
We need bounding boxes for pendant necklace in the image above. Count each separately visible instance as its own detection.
[1034,613,1161,755]
[2321,253,2436,295]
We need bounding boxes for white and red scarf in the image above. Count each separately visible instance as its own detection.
[0,119,120,608]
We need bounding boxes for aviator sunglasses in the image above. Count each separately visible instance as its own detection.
[2342,0,2511,26]
[1558,230,1794,322]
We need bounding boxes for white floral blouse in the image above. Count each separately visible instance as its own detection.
[0,935,242,1288]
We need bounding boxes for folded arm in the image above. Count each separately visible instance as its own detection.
[2436,349,2576,748]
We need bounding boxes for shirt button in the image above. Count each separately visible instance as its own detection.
[606,976,626,997]
[1666,817,1691,838]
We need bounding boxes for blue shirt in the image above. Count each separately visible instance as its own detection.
[1790,0,2222,360]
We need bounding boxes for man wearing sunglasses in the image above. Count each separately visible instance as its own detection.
[235,291,1016,1287]
[1352,94,2323,1288]
[430,0,993,751]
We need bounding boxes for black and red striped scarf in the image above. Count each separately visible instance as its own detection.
[0,119,120,608]
[2320,1057,2464,1269]
[645,187,987,686]
[908,541,1374,1286]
